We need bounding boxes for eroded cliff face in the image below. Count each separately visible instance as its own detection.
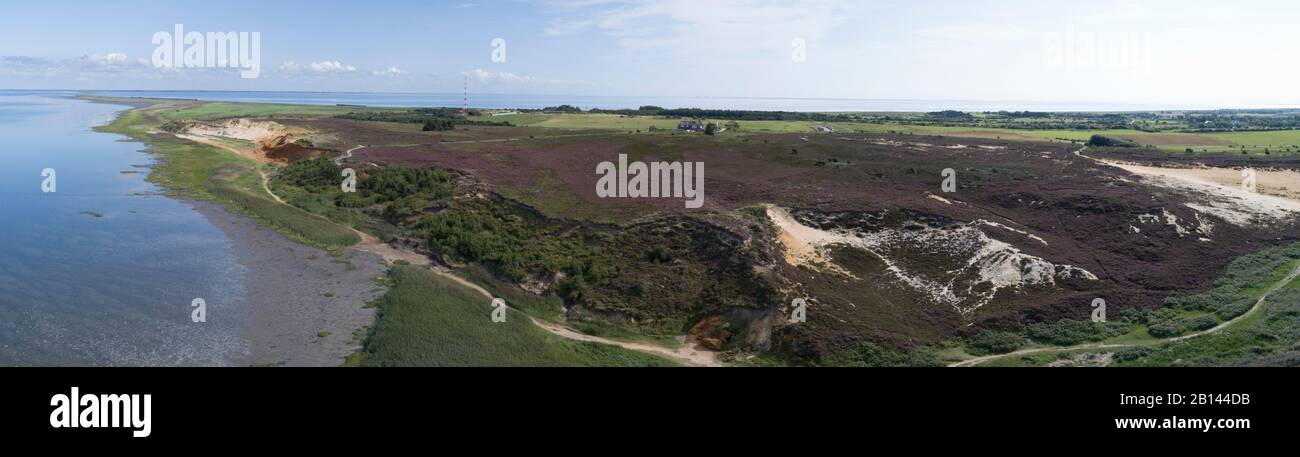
[161,118,329,163]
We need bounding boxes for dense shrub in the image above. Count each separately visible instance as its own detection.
[277,157,341,192]
[1027,319,1129,346]
[361,167,452,202]
[1114,346,1152,362]
[417,200,607,288]
[422,119,454,131]
[966,330,1025,355]
[1087,134,1138,148]
[827,342,943,367]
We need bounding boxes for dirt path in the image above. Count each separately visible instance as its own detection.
[950,263,1300,367]
[173,127,720,366]
[428,267,722,367]
[334,145,366,166]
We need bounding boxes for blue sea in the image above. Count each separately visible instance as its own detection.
[0,92,246,366]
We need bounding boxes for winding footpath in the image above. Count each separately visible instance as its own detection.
[950,248,1300,367]
[334,145,366,166]
[953,146,1300,367]
[291,143,721,367]
[180,133,720,366]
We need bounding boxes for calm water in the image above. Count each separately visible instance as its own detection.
[0,93,246,366]
[74,90,1249,112]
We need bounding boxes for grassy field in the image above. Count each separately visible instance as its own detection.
[356,266,679,367]
[478,112,1300,157]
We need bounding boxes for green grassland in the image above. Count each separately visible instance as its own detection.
[355,266,678,367]
[481,112,1300,157]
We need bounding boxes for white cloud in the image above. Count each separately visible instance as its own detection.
[467,68,536,83]
[82,52,129,65]
[309,60,357,72]
[372,66,406,77]
[279,61,301,72]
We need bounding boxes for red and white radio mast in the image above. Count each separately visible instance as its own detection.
[462,74,468,114]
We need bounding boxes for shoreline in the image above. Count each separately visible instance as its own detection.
[190,199,385,367]
[86,97,385,367]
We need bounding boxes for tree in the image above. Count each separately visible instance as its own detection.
[704,123,718,135]
[422,119,454,131]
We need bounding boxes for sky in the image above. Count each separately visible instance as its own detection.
[1,0,1299,107]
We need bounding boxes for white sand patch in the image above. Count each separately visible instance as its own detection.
[1163,209,1189,236]
[977,220,1049,246]
[766,206,857,278]
[765,205,1095,316]
[1105,161,1300,227]
[186,118,286,142]
[927,194,954,205]
[1135,207,1212,237]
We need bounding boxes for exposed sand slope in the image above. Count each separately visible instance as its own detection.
[766,205,1095,316]
[173,119,322,164]
[1100,160,1300,226]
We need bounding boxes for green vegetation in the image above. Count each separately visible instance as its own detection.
[1026,319,1131,346]
[417,197,610,295]
[1117,284,1300,367]
[1087,134,1138,148]
[356,266,677,367]
[272,157,453,237]
[422,119,454,131]
[823,341,943,367]
[965,330,1026,355]
[335,108,511,127]
[95,103,359,250]
[962,242,1300,366]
